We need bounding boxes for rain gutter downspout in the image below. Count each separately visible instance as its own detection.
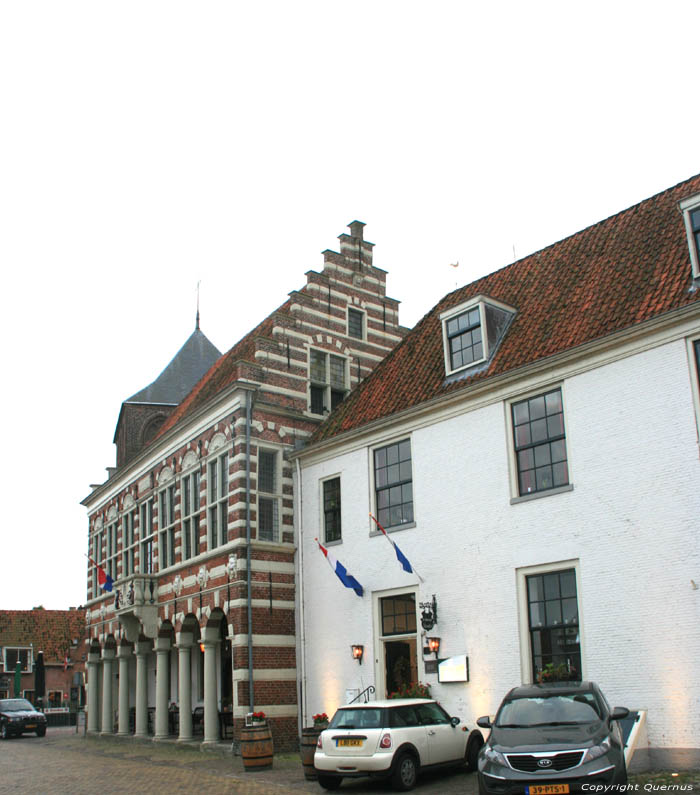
[246,389,254,711]
[295,456,307,730]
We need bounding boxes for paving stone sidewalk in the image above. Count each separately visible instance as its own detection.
[0,726,479,795]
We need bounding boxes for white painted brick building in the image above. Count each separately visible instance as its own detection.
[294,176,700,770]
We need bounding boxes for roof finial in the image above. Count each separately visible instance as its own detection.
[196,281,201,330]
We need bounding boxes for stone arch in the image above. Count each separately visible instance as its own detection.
[209,432,227,453]
[182,449,199,470]
[142,415,166,447]
[157,465,174,485]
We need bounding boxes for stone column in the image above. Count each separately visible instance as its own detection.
[86,652,101,734]
[117,644,132,735]
[177,633,194,742]
[201,627,220,745]
[100,647,116,734]
[153,637,171,740]
[134,640,151,737]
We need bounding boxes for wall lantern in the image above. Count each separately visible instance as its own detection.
[199,642,205,654]
[351,644,364,664]
[427,637,441,658]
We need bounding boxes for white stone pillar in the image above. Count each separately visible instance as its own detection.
[100,647,116,734]
[134,640,151,737]
[202,628,219,745]
[117,644,132,735]
[86,652,101,734]
[177,634,194,742]
[154,637,171,740]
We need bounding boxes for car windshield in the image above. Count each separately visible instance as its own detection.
[0,699,35,712]
[495,693,602,727]
[329,708,384,730]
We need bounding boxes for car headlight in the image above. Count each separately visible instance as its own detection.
[583,735,612,763]
[483,746,508,766]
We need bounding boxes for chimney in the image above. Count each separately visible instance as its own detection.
[338,220,374,269]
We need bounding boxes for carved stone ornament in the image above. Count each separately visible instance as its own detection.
[123,493,135,510]
[158,466,174,485]
[107,505,117,521]
[100,602,106,619]
[182,450,199,470]
[197,566,209,588]
[209,433,227,453]
[173,574,184,597]
[94,517,103,532]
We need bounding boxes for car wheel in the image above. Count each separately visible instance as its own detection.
[392,752,418,791]
[0,723,8,740]
[36,727,46,737]
[478,774,489,795]
[465,733,484,771]
[317,775,342,790]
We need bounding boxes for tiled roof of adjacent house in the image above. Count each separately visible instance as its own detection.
[314,174,700,443]
[0,609,85,664]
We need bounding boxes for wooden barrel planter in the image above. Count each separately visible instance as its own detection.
[241,722,274,770]
[300,726,324,780]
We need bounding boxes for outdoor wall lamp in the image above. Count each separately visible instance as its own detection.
[351,644,364,664]
[427,637,441,658]
[199,642,205,654]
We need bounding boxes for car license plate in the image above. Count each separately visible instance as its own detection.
[25,724,36,729]
[527,786,569,795]
[337,738,363,747]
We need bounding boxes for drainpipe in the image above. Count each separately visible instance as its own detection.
[245,389,255,711]
[295,456,306,730]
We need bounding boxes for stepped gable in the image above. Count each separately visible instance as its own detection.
[315,173,700,442]
[156,308,285,438]
[0,609,85,663]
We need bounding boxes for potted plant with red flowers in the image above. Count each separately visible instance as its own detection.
[300,711,330,780]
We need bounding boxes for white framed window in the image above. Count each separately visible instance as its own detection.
[506,385,573,502]
[181,468,201,560]
[688,337,700,443]
[3,647,33,673]
[91,527,101,597]
[208,452,229,549]
[680,194,700,280]
[308,349,348,415]
[122,508,137,577]
[139,498,155,574]
[347,306,365,340]
[440,295,515,377]
[516,560,583,684]
[105,521,118,582]
[158,484,176,570]
[372,438,414,530]
[257,448,280,542]
[321,475,341,543]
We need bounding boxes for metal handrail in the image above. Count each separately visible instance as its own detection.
[349,685,375,704]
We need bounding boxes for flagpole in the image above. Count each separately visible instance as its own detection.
[369,514,425,583]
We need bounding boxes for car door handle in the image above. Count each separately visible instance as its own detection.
[428,730,436,736]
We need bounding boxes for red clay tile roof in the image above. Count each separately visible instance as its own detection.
[314,174,700,442]
[0,609,85,664]
[156,304,287,438]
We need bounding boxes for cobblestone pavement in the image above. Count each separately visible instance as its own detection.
[0,726,479,795]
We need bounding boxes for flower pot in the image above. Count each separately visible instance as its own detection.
[241,723,274,770]
[300,726,326,780]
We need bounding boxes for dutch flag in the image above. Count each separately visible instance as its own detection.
[370,514,424,582]
[315,539,363,597]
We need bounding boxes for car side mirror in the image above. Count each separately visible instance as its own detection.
[609,707,629,723]
[476,716,491,729]
[451,716,460,727]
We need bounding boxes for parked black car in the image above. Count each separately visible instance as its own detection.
[477,682,628,795]
[0,698,47,739]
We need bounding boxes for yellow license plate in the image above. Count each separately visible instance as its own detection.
[527,786,569,795]
[337,738,363,747]
[25,724,36,729]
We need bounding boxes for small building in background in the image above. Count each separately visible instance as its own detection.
[0,607,86,716]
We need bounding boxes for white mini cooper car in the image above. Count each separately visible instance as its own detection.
[314,698,484,791]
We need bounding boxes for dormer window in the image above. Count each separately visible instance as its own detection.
[440,295,516,377]
[680,194,700,280]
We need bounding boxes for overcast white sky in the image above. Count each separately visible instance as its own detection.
[1,1,698,610]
